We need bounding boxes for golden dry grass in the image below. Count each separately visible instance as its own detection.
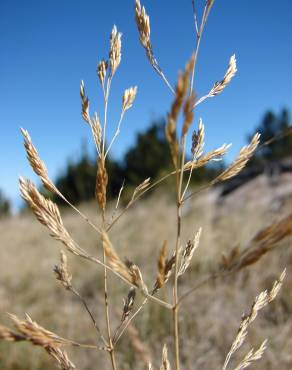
[1,174,292,369]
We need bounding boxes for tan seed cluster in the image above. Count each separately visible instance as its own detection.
[132,177,151,201]
[97,59,108,88]
[95,158,108,211]
[182,92,196,136]
[91,112,102,153]
[178,228,201,276]
[191,119,205,159]
[156,240,168,289]
[223,270,286,370]
[160,344,171,370]
[101,231,133,283]
[21,128,55,193]
[184,143,231,171]
[47,347,77,370]
[122,86,138,112]
[80,80,90,123]
[121,288,136,323]
[215,133,260,182]
[0,315,77,370]
[8,314,67,348]
[209,54,237,97]
[109,25,122,77]
[54,251,73,290]
[233,340,267,370]
[135,0,151,52]
[19,177,80,256]
[166,55,194,167]
[222,213,292,272]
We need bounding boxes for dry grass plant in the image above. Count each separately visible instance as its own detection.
[0,1,290,369]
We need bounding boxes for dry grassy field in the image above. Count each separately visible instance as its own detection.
[1,173,292,370]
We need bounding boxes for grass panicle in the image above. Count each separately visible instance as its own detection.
[1,1,289,370]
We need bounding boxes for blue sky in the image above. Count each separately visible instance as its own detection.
[1,0,292,208]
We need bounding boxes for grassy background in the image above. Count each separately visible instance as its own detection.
[1,173,292,369]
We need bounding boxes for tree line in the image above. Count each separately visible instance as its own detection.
[0,108,291,217]
[51,120,221,205]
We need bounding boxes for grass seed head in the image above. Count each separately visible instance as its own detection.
[21,128,56,193]
[19,177,80,256]
[215,133,260,182]
[191,118,205,159]
[91,112,102,153]
[160,344,171,370]
[156,240,168,289]
[80,80,90,123]
[121,288,136,323]
[122,86,138,112]
[135,0,151,51]
[209,54,237,97]
[97,59,108,88]
[109,25,122,77]
[54,251,72,290]
[95,158,108,211]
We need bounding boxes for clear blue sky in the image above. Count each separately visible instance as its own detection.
[1,0,292,208]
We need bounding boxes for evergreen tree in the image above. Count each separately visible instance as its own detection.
[249,108,292,163]
[123,120,173,185]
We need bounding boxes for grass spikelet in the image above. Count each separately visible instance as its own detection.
[184,143,231,172]
[222,270,285,370]
[0,320,77,369]
[101,231,133,283]
[19,177,81,256]
[122,86,138,112]
[135,0,174,93]
[80,80,90,123]
[156,240,168,289]
[91,112,102,154]
[121,288,136,324]
[20,128,56,193]
[95,158,108,211]
[196,54,237,106]
[233,340,267,370]
[191,118,205,159]
[209,54,237,97]
[132,177,151,200]
[8,314,68,348]
[170,56,194,123]
[128,263,148,292]
[109,25,122,77]
[153,251,176,294]
[223,213,292,271]
[97,59,108,89]
[160,344,171,370]
[47,347,77,370]
[166,56,194,166]
[135,0,151,51]
[214,133,260,183]
[182,92,196,136]
[54,251,72,290]
[0,325,25,342]
[178,227,201,277]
